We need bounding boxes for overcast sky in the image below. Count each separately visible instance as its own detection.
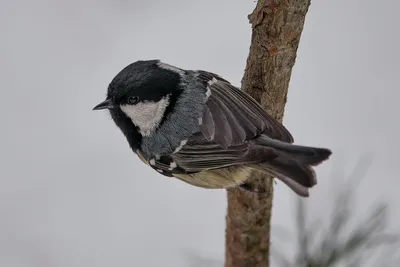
[1,0,399,266]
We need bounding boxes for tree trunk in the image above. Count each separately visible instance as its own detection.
[224,1,311,266]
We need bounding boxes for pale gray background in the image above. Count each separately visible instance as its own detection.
[1,0,399,266]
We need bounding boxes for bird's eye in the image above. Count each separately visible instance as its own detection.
[128,96,139,105]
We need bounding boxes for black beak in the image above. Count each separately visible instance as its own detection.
[93,99,114,110]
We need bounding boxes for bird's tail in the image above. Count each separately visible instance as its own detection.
[251,135,332,197]
[255,135,332,166]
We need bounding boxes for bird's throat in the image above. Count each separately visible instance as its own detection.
[120,96,170,136]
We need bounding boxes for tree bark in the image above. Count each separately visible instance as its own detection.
[225,1,311,267]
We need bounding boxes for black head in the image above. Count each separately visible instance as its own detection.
[93,60,185,150]
[94,60,183,109]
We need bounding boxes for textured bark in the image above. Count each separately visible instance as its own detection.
[225,1,311,267]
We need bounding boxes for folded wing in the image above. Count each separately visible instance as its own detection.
[196,71,294,149]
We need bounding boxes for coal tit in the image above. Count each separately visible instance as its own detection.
[93,60,332,197]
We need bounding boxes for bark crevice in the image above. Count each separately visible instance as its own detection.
[225,1,311,266]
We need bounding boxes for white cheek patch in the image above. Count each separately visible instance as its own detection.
[120,96,170,136]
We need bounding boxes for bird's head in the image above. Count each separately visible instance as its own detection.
[93,60,185,131]
[93,60,185,149]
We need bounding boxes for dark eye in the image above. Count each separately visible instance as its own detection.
[128,96,139,105]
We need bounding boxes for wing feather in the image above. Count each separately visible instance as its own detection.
[148,71,294,176]
[205,97,232,149]
[171,140,277,172]
[196,71,294,146]
[199,105,215,141]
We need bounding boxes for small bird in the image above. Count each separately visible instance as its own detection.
[93,60,331,197]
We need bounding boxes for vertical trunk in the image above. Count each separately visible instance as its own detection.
[225,1,311,266]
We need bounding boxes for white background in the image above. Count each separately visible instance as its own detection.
[1,0,399,266]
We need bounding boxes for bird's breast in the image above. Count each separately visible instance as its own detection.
[173,166,253,189]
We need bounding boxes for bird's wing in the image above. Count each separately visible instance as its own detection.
[148,133,275,173]
[145,71,293,175]
[195,71,294,148]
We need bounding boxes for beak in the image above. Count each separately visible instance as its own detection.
[93,98,114,110]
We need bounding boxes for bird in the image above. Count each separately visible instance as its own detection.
[93,60,332,197]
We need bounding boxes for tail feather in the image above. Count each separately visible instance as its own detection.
[253,155,316,197]
[251,135,332,197]
[255,135,332,166]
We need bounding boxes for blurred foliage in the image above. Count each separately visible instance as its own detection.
[272,154,399,267]
[187,155,399,267]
